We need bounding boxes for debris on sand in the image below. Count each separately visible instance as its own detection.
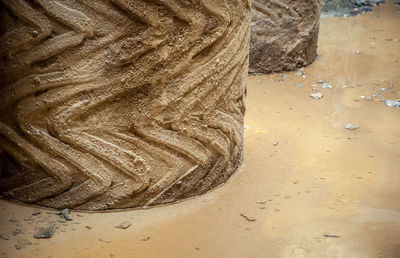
[322,83,333,89]
[12,228,24,236]
[256,201,267,205]
[344,123,360,130]
[296,69,304,77]
[99,238,110,243]
[240,213,257,222]
[324,234,340,238]
[32,210,41,216]
[0,233,10,240]
[296,83,303,88]
[34,225,56,239]
[14,239,31,250]
[273,141,279,146]
[57,208,72,221]
[310,93,323,100]
[142,236,151,241]
[385,99,400,108]
[116,221,131,230]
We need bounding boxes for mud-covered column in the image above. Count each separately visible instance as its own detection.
[0,0,251,210]
[249,0,321,74]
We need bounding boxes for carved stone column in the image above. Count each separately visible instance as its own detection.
[0,0,251,210]
[249,0,321,74]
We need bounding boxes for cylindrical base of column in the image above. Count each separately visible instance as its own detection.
[0,0,251,210]
[249,0,321,74]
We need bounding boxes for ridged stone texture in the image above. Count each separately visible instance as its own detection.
[249,0,321,74]
[0,0,251,210]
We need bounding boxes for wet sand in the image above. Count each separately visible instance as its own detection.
[1,2,399,258]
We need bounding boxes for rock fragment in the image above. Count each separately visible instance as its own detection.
[115,221,131,230]
[310,93,323,100]
[385,100,400,108]
[57,208,72,221]
[14,239,31,250]
[32,210,41,216]
[240,213,256,222]
[34,225,56,239]
[322,83,333,89]
[0,233,10,240]
[344,123,360,130]
[12,228,24,236]
[324,234,340,238]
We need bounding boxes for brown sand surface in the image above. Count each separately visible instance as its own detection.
[0,2,399,258]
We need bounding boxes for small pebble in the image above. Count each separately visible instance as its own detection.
[310,93,323,100]
[32,210,41,216]
[322,83,332,89]
[344,123,360,130]
[116,221,131,230]
[0,233,10,240]
[15,239,31,250]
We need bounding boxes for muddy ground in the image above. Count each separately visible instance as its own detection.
[0,2,399,258]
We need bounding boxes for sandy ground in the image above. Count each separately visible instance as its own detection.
[1,2,400,258]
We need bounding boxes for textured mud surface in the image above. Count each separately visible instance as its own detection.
[0,3,399,258]
[249,0,321,74]
[0,0,250,210]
